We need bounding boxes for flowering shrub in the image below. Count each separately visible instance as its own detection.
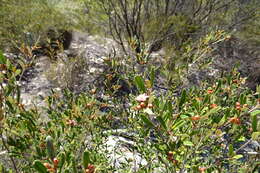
[0,27,259,173]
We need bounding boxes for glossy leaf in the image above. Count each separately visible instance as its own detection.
[33,160,48,173]
[228,144,234,157]
[252,132,260,140]
[134,75,146,93]
[149,66,155,86]
[251,110,260,116]
[140,114,154,128]
[156,116,167,130]
[251,113,258,132]
[183,141,193,147]
[0,50,6,64]
[58,152,66,170]
[232,154,243,160]
[178,89,187,109]
[46,136,55,160]
[83,150,91,169]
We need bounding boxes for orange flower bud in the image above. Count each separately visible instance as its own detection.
[191,115,201,121]
[210,104,217,108]
[235,105,241,111]
[147,103,153,108]
[140,102,147,108]
[66,119,77,126]
[43,163,52,169]
[167,151,174,161]
[207,89,214,94]
[86,103,92,108]
[48,168,56,173]
[225,35,231,40]
[135,105,142,110]
[243,104,248,108]
[195,97,203,101]
[90,89,96,94]
[229,117,241,125]
[232,79,239,84]
[85,164,95,173]
[199,167,207,173]
[235,102,240,106]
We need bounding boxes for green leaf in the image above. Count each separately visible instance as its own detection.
[5,99,14,113]
[172,120,185,130]
[183,141,193,147]
[162,100,168,112]
[0,51,6,64]
[83,150,91,169]
[156,116,167,130]
[33,160,48,173]
[215,80,222,92]
[15,69,21,76]
[180,114,189,119]
[252,132,260,140]
[167,101,173,114]
[232,154,243,160]
[204,106,221,117]
[72,157,77,173]
[140,114,154,128]
[178,90,187,109]
[250,110,260,116]
[203,95,210,105]
[239,93,246,105]
[251,113,258,132]
[149,66,155,86]
[46,136,55,160]
[218,115,227,126]
[58,152,66,170]
[16,86,21,103]
[228,144,234,157]
[192,100,200,112]
[237,136,246,142]
[6,85,15,96]
[134,75,146,93]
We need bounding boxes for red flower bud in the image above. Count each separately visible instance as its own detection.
[43,163,52,169]
[53,158,59,167]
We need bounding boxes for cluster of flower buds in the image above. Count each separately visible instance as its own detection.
[167,151,178,165]
[134,93,153,110]
[85,164,95,173]
[43,158,59,172]
[229,117,241,125]
[191,115,201,121]
[66,119,77,126]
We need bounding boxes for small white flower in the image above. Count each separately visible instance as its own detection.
[135,94,149,102]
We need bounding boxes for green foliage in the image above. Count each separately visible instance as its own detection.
[0,29,259,171]
[0,0,85,52]
[0,0,260,172]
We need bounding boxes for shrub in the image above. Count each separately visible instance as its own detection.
[0,0,259,172]
[0,33,259,171]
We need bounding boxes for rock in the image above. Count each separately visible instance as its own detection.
[247,68,260,91]
[32,29,73,57]
[85,129,165,173]
[17,31,122,113]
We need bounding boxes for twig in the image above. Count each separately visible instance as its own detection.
[0,134,19,173]
[235,139,252,154]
